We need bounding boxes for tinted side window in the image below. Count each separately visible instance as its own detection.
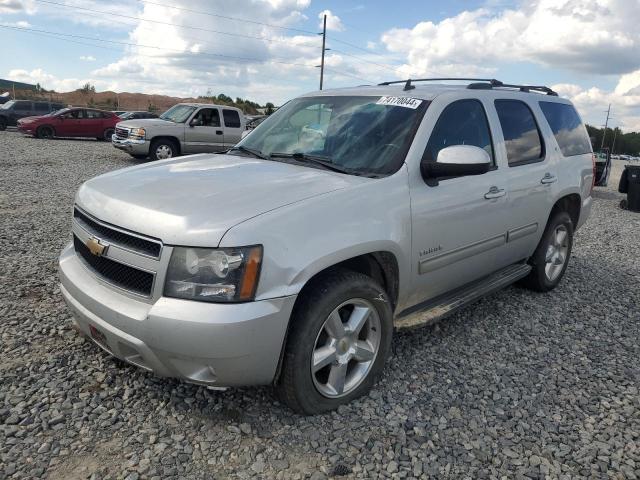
[539,102,591,156]
[223,109,241,128]
[423,99,494,164]
[13,101,32,112]
[86,110,104,119]
[35,103,50,112]
[495,100,544,166]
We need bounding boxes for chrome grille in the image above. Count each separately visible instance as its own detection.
[74,208,161,258]
[115,127,129,139]
[73,235,154,297]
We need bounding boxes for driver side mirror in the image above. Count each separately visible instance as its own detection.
[190,118,202,127]
[421,145,491,185]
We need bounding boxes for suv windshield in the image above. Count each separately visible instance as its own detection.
[160,105,197,123]
[237,95,426,176]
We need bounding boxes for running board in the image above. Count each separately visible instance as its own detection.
[394,263,531,330]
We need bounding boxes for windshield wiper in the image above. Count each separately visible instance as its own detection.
[229,145,270,160]
[269,152,353,174]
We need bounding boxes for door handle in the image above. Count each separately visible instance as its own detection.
[216,130,223,135]
[541,173,557,184]
[484,186,506,199]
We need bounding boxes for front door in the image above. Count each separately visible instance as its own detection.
[184,107,225,153]
[57,109,83,136]
[408,98,512,306]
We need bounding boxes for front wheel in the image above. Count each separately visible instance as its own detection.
[520,211,573,292]
[149,138,178,160]
[277,270,393,415]
[36,125,54,139]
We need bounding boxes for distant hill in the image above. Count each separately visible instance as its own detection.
[9,86,267,115]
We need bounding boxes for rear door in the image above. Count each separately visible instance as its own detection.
[84,109,107,136]
[10,101,33,124]
[222,109,244,148]
[184,107,225,153]
[492,98,555,263]
[409,97,512,305]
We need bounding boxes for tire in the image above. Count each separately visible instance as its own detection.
[0,117,6,131]
[520,211,573,292]
[130,154,148,160]
[36,125,54,139]
[102,128,115,141]
[149,138,178,161]
[277,269,393,415]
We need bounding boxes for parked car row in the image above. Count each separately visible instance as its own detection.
[17,108,121,140]
[0,100,65,130]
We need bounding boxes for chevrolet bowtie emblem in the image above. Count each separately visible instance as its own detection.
[86,237,108,256]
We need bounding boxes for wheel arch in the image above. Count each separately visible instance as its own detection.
[150,135,181,155]
[550,193,581,228]
[37,124,56,137]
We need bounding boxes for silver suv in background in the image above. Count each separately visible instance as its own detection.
[60,79,593,414]
[112,103,245,160]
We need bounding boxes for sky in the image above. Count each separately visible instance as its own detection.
[1,0,640,131]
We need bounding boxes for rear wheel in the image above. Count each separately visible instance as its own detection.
[520,211,573,292]
[0,117,6,131]
[36,125,54,139]
[277,270,393,415]
[149,138,178,160]
[101,128,115,141]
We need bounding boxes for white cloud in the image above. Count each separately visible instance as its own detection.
[1,19,31,27]
[554,72,640,132]
[318,9,345,32]
[382,0,640,76]
[366,41,377,50]
[0,0,35,14]
[7,68,96,92]
[79,55,96,62]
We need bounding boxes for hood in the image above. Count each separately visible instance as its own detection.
[117,118,178,129]
[18,116,42,123]
[76,153,364,247]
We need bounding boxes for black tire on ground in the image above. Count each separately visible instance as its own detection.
[149,138,178,161]
[36,125,54,139]
[0,117,6,131]
[130,154,148,160]
[277,269,393,415]
[102,128,115,141]
[520,211,574,292]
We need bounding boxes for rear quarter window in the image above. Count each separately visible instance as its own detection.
[539,102,592,156]
[223,109,241,128]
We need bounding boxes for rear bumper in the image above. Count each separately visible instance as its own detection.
[577,195,592,230]
[111,135,150,155]
[59,243,296,386]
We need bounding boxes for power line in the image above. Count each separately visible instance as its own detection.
[135,0,318,35]
[32,0,320,48]
[329,48,399,74]
[0,24,316,68]
[0,23,369,88]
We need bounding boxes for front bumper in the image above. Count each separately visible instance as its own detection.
[59,243,296,386]
[111,134,150,155]
[17,124,35,135]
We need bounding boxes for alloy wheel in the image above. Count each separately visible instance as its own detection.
[311,298,381,398]
[545,225,569,281]
[155,144,173,159]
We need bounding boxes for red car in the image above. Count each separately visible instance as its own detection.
[17,107,120,141]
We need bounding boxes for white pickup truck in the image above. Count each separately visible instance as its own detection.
[112,103,245,160]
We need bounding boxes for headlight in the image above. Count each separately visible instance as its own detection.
[130,127,146,139]
[164,246,262,303]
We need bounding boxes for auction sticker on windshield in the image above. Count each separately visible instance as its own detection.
[376,96,423,109]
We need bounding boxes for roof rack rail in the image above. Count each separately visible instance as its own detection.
[377,77,558,95]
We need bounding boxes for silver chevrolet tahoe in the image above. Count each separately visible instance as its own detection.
[59,79,594,414]
[112,103,245,160]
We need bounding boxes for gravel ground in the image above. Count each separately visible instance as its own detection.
[1,130,639,479]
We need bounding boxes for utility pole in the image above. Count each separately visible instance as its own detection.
[611,127,618,155]
[319,14,327,90]
[12,82,16,100]
[600,103,611,151]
